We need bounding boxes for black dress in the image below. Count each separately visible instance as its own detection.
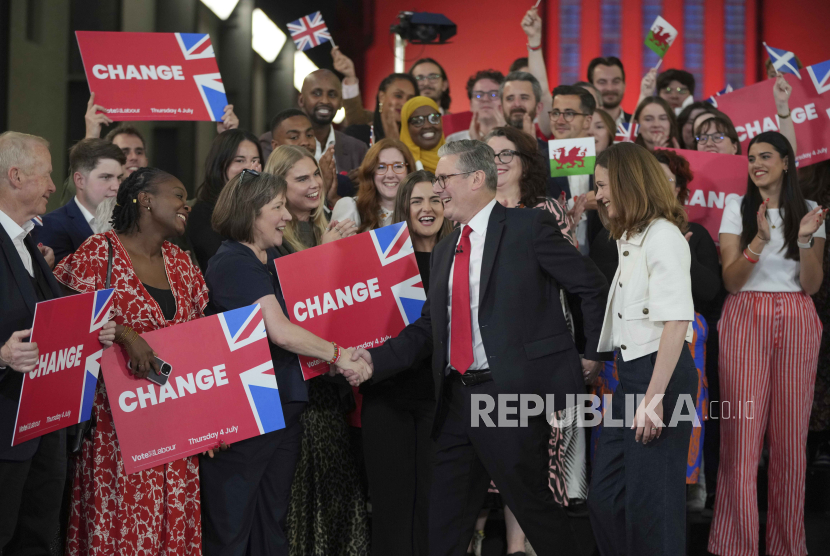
[359,250,435,556]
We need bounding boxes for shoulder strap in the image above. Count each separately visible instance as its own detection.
[105,236,113,289]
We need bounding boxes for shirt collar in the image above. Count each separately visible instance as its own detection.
[0,206,34,242]
[621,219,658,246]
[314,126,337,160]
[463,198,497,238]
[74,196,96,224]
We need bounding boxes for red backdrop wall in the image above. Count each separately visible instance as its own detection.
[359,0,830,115]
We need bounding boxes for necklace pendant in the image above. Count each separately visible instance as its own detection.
[771,225,776,229]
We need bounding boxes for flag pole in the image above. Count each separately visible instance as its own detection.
[534,0,542,7]
[329,37,337,49]
[654,58,663,71]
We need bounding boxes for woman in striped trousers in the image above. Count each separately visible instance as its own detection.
[709,131,827,556]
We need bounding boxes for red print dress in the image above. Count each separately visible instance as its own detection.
[54,231,209,556]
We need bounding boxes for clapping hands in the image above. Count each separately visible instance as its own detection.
[334,347,373,387]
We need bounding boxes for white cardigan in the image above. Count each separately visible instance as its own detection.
[597,218,695,361]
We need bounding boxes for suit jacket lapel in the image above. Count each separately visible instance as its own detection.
[431,227,459,333]
[479,203,505,307]
[25,234,62,298]
[0,225,37,315]
[67,199,94,238]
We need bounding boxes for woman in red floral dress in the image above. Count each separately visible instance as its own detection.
[55,168,208,556]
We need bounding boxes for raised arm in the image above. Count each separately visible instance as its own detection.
[772,74,797,156]
[522,8,552,138]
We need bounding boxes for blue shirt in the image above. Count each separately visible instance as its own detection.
[205,240,308,404]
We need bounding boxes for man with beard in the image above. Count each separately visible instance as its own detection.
[410,58,452,113]
[499,71,544,142]
[587,57,632,127]
[298,69,368,176]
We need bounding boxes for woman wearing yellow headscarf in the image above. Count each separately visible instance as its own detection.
[399,96,445,173]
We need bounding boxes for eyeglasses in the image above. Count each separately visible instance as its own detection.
[414,73,442,82]
[376,162,408,175]
[473,90,499,101]
[239,168,260,182]
[662,86,690,95]
[432,171,476,190]
[549,109,590,122]
[408,113,442,127]
[494,150,519,164]
[696,133,726,145]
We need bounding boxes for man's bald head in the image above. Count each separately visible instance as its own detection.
[298,69,342,126]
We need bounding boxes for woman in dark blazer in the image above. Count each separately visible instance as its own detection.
[200,170,370,556]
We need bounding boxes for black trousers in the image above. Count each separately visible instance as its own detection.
[362,394,434,556]
[0,429,66,555]
[588,348,697,556]
[429,378,584,556]
[200,402,305,556]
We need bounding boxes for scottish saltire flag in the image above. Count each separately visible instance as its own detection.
[764,43,801,79]
[807,58,830,95]
[705,84,734,108]
[549,137,596,177]
[288,12,332,52]
[645,16,678,58]
[615,121,639,143]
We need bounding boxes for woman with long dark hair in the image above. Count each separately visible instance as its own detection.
[709,132,827,556]
[186,129,262,269]
[360,170,451,556]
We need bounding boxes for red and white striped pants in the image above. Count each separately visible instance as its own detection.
[708,292,822,556]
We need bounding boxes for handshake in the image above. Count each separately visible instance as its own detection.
[330,347,374,387]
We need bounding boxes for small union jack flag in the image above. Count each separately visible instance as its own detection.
[287,12,332,52]
[615,121,639,143]
[705,84,734,108]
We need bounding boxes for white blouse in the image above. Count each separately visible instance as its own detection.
[719,197,825,293]
[331,197,393,229]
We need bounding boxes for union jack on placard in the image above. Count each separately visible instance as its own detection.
[175,33,216,60]
[807,58,830,95]
[89,288,114,333]
[391,275,426,326]
[287,12,332,52]
[219,304,268,352]
[615,121,639,143]
[239,361,284,435]
[369,222,414,267]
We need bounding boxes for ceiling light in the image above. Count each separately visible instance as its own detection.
[252,8,286,63]
[200,0,240,20]
[294,50,318,91]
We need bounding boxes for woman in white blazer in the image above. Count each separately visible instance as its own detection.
[587,142,698,556]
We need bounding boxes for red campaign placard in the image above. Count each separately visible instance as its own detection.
[275,222,425,380]
[101,305,284,474]
[442,111,473,138]
[75,31,227,122]
[715,64,830,167]
[13,289,114,446]
[661,148,748,244]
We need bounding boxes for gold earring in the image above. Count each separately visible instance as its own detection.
[379,102,383,112]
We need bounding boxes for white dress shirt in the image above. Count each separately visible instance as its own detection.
[567,174,591,254]
[446,198,497,372]
[74,196,96,230]
[314,125,336,163]
[0,207,35,277]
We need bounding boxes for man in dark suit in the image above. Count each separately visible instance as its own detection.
[343,140,609,555]
[0,131,66,554]
[37,138,125,264]
[298,69,368,174]
[587,57,633,127]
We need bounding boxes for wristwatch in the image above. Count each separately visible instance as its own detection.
[797,236,814,249]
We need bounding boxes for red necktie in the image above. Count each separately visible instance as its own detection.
[450,226,474,374]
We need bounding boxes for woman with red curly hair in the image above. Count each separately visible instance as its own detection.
[589,149,722,508]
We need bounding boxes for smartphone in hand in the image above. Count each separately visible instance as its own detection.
[128,357,173,386]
